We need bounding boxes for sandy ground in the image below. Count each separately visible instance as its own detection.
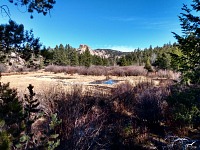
[0,71,150,94]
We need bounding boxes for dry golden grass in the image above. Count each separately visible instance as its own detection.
[0,70,152,94]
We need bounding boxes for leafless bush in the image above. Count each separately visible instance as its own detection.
[39,84,155,149]
[148,69,180,79]
[40,85,113,149]
[45,65,180,81]
[65,66,79,75]
[45,65,67,73]
[77,66,88,75]
[109,67,126,76]
[86,66,107,76]
[45,65,150,77]
[111,82,135,113]
[123,66,147,76]
[134,86,170,125]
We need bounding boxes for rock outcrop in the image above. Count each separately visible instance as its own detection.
[77,44,124,58]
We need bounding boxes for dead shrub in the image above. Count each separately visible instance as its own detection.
[109,67,126,76]
[111,82,135,113]
[123,66,147,76]
[77,66,88,75]
[86,66,107,76]
[65,66,79,75]
[39,84,154,149]
[134,86,170,126]
[40,85,113,149]
[45,65,67,73]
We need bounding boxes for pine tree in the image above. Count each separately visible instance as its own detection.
[70,49,79,66]
[118,56,127,66]
[83,47,91,67]
[53,44,69,65]
[18,84,41,149]
[154,53,171,70]
[0,82,24,148]
[172,0,200,84]
[18,84,61,150]
[92,55,103,66]
[144,57,153,72]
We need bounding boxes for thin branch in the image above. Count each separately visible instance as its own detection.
[0,5,11,19]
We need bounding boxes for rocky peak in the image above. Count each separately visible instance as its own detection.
[76,44,126,59]
[79,44,89,51]
[77,44,95,55]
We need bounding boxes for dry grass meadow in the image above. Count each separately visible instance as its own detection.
[0,70,153,95]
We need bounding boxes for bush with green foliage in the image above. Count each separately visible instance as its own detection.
[0,82,61,149]
[167,85,200,128]
[0,82,24,148]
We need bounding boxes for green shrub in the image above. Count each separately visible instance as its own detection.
[167,85,200,128]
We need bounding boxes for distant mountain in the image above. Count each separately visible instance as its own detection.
[77,44,130,58]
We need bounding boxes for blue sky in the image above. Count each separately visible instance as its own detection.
[1,0,191,51]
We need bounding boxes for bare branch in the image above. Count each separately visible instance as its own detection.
[0,5,11,19]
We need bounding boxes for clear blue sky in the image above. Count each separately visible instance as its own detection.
[1,0,191,51]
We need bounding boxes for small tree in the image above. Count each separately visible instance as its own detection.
[17,84,61,150]
[0,81,24,148]
[144,57,153,72]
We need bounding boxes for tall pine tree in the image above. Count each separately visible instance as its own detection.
[172,0,200,84]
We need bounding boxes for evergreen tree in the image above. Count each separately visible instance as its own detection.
[65,44,72,62]
[19,84,40,149]
[117,56,127,66]
[0,20,24,53]
[144,57,153,72]
[70,49,79,66]
[154,53,171,70]
[172,0,200,84]
[53,44,69,65]
[82,47,91,67]
[40,46,54,65]
[0,20,41,62]
[92,55,103,66]
[0,82,24,148]
[170,47,182,71]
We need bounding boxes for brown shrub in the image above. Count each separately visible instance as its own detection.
[45,65,67,73]
[123,66,147,76]
[134,86,170,125]
[86,66,107,76]
[39,84,155,149]
[109,67,126,76]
